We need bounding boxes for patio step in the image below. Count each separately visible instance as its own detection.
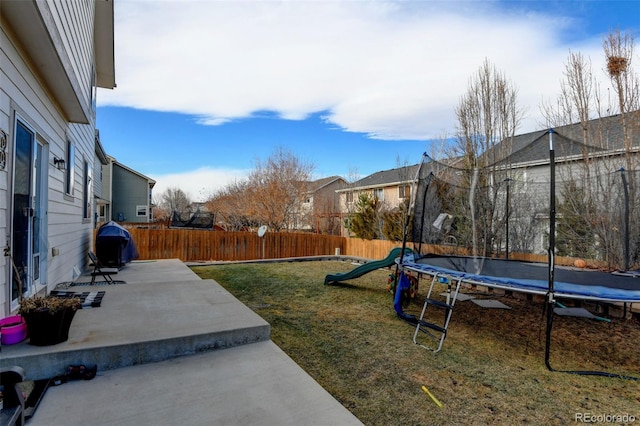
[0,272,270,381]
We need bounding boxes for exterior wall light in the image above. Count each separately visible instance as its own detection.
[54,157,66,170]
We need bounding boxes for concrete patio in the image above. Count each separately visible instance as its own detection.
[0,259,362,425]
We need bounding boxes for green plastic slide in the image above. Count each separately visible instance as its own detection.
[324,247,413,285]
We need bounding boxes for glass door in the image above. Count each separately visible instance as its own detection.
[31,141,45,287]
[11,118,46,306]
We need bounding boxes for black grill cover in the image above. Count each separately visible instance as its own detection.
[96,221,139,267]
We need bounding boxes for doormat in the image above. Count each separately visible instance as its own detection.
[55,280,126,289]
[76,280,126,286]
[49,291,106,308]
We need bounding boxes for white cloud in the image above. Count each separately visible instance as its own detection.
[100,0,609,140]
[150,167,249,202]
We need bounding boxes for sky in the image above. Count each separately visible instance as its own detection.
[96,0,640,202]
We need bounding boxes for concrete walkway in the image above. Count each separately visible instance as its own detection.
[0,259,362,425]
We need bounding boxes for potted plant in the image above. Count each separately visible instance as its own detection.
[19,296,81,346]
[9,256,81,346]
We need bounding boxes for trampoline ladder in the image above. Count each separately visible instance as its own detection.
[413,274,462,352]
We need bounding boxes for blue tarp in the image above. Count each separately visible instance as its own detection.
[96,221,139,267]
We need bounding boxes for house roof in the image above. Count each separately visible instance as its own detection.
[338,164,421,192]
[95,130,109,165]
[111,157,156,188]
[490,110,640,167]
[307,176,346,193]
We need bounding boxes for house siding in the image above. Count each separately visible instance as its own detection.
[501,153,635,254]
[111,164,154,223]
[46,0,95,114]
[93,151,103,199]
[0,1,109,317]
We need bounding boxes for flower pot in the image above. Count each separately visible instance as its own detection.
[0,315,28,345]
[23,307,77,346]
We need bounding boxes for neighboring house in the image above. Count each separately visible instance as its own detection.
[484,111,640,256]
[1,0,115,317]
[408,112,640,260]
[337,165,419,237]
[338,110,640,259]
[108,157,156,223]
[297,176,346,234]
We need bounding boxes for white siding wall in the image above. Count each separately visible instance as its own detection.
[47,0,95,111]
[0,27,11,315]
[0,2,98,317]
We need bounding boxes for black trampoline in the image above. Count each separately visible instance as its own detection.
[402,253,640,303]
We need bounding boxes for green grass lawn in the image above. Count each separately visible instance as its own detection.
[192,261,640,426]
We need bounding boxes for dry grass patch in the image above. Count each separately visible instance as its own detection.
[192,261,640,425]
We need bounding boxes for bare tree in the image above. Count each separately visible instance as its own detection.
[542,51,597,129]
[604,30,639,116]
[452,58,524,256]
[206,180,255,231]
[245,147,314,231]
[205,148,314,232]
[604,30,640,268]
[155,187,192,222]
[604,30,640,169]
[540,30,640,268]
[454,58,523,168]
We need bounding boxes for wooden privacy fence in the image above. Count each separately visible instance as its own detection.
[126,229,345,262]
[102,227,594,267]
[120,229,414,262]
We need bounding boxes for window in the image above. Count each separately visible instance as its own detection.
[346,192,354,203]
[136,205,148,217]
[398,185,411,199]
[83,159,92,219]
[373,188,384,201]
[65,140,75,195]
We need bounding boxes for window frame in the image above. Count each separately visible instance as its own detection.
[83,158,92,220]
[398,185,411,199]
[346,192,354,204]
[136,205,148,217]
[65,139,75,196]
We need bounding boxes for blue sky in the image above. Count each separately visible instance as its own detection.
[96,0,639,201]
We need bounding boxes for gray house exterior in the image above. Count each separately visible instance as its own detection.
[109,158,156,223]
[485,111,640,257]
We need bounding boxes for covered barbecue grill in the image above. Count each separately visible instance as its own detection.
[95,221,139,267]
